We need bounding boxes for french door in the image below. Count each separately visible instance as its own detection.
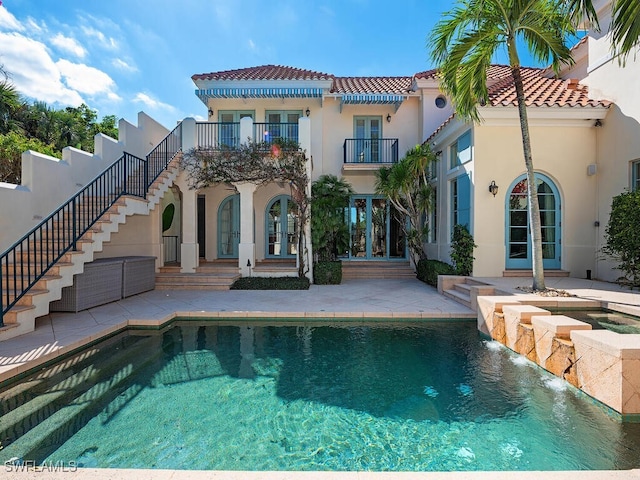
[354,116,381,163]
[218,194,240,258]
[266,195,298,258]
[506,174,561,269]
[348,196,406,259]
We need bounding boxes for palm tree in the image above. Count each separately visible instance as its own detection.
[375,144,436,267]
[566,0,639,61]
[430,0,576,291]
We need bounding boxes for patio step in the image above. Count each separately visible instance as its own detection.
[341,261,415,280]
[503,269,570,277]
[442,285,472,309]
[155,272,240,290]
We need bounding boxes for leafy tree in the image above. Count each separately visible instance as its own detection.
[0,69,22,134]
[566,0,640,62]
[602,189,640,287]
[311,174,354,262]
[430,0,575,291]
[375,143,436,266]
[0,131,57,183]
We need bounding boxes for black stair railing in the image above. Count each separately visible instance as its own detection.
[0,122,183,327]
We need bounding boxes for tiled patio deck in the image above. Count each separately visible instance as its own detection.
[1,276,639,480]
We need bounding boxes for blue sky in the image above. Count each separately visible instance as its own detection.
[0,0,569,129]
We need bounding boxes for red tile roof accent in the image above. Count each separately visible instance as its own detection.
[487,66,608,107]
[331,76,413,94]
[192,65,334,82]
[192,64,609,108]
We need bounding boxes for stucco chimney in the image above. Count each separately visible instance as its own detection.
[565,78,579,90]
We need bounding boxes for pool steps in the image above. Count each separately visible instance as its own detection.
[0,333,163,462]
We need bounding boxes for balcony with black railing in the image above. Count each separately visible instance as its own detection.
[253,123,299,146]
[196,122,241,149]
[343,138,399,165]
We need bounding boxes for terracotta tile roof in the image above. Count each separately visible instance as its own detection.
[331,76,413,94]
[413,69,438,80]
[192,65,334,82]
[487,66,608,107]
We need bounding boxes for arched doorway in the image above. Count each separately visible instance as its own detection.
[218,194,240,258]
[265,195,298,258]
[505,173,561,270]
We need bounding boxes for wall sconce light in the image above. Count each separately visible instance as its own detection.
[208,107,214,117]
[305,107,311,117]
[594,119,602,127]
[386,113,392,123]
[435,150,442,157]
[489,180,499,197]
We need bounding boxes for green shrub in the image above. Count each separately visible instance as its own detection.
[311,175,353,262]
[416,259,456,287]
[450,224,476,275]
[313,261,342,285]
[603,190,640,287]
[230,276,310,290]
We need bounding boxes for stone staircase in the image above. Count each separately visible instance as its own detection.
[439,276,500,311]
[341,261,415,280]
[155,260,240,290]
[0,158,180,341]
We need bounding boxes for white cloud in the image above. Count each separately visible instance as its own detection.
[80,25,119,51]
[248,39,256,51]
[51,33,86,58]
[112,58,137,73]
[56,59,120,100]
[0,31,83,105]
[133,92,176,113]
[0,6,24,31]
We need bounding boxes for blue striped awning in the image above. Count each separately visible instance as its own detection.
[196,87,324,102]
[340,94,407,112]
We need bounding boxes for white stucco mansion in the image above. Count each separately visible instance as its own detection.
[0,0,638,339]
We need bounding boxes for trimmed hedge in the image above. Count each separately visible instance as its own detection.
[416,259,456,287]
[313,261,342,285]
[230,276,310,290]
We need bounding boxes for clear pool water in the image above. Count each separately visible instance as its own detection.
[551,309,640,334]
[2,321,640,471]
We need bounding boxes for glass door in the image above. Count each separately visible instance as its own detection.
[266,195,298,258]
[218,194,240,258]
[506,174,561,269]
[354,116,381,163]
[218,111,253,148]
[348,196,406,259]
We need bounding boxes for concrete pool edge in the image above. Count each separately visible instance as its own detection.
[3,467,640,479]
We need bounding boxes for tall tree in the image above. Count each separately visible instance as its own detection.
[430,0,575,291]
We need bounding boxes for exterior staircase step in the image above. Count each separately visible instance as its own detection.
[341,261,415,280]
[502,270,570,277]
[442,288,472,309]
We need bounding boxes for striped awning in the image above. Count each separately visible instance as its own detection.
[196,87,324,102]
[340,94,407,112]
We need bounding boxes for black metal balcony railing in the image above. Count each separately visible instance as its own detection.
[0,124,183,327]
[343,138,399,164]
[253,123,299,146]
[196,122,240,149]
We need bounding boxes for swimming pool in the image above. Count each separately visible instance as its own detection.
[1,320,640,471]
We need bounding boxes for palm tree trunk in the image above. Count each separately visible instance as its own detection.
[511,66,546,291]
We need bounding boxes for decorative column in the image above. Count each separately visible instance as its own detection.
[178,118,199,273]
[234,181,257,277]
[298,116,313,281]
